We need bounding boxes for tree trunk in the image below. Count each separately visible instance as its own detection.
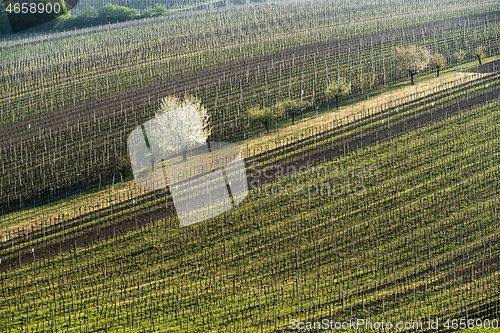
[336,96,339,110]
[292,114,295,125]
[477,56,482,65]
[410,73,414,85]
[437,68,440,77]
[183,150,187,161]
[264,122,270,133]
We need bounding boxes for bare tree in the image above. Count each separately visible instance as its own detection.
[473,46,486,65]
[326,78,351,110]
[394,45,431,85]
[430,53,446,77]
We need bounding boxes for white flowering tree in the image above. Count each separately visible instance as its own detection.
[149,95,211,163]
[394,45,431,85]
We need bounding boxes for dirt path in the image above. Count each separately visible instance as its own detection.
[241,70,482,157]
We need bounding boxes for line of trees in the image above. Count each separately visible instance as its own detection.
[249,99,311,133]
[0,2,173,34]
[248,41,490,133]
[395,44,486,84]
[55,3,172,29]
